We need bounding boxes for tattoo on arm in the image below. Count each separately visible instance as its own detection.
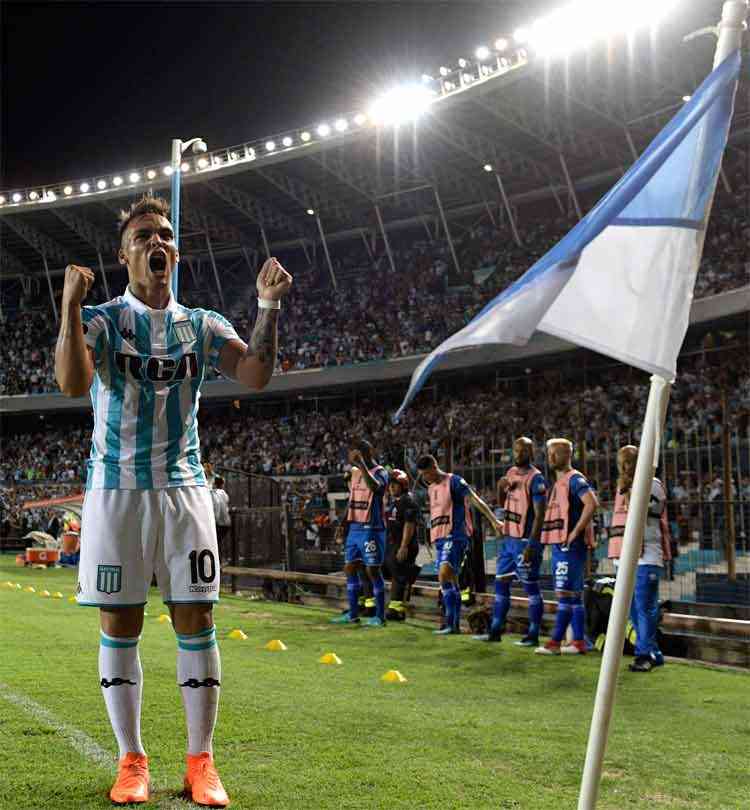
[245,309,279,372]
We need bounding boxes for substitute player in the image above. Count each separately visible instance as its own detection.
[384,469,420,621]
[416,455,503,635]
[331,440,389,627]
[474,437,546,645]
[609,445,672,672]
[55,194,292,806]
[535,439,598,656]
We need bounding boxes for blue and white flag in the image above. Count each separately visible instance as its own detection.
[395,50,741,422]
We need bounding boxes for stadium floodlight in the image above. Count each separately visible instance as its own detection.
[483,164,493,172]
[682,94,691,101]
[300,130,311,141]
[439,66,450,76]
[80,182,90,192]
[317,123,331,137]
[64,185,73,195]
[0,195,5,205]
[180,161,190,172]
[514,27,528,43]
[306,208,315,216]
[97,179,107,190]
[458,58,468,68]
[525,0,681,58]
[12,192,22,202]
[495,37,509,51]
[368,83,435,127]
[113,175,123,186]
[245,147,256,159]
[335,118,348,132]
[421,73,433,83]
[197,157,209,169]
[129,172,140,183]
[282,136,293,147]
[147,169,157,179]
[29,190,39,200]
[266,140,276,152]
[45,190,57,201]
[163,165,173,176]
[353,113,367,126]
[462,73,475,84]
[476,46,491,60]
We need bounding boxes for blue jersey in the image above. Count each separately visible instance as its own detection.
[81,287,239,490]
[350,467,389,530]
[449,474,472,539]
[567,473,593,543]
[520,468,547,538]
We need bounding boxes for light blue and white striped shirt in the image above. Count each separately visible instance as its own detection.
[81,287,239,490]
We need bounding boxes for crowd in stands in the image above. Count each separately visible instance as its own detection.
[1,173,748,395]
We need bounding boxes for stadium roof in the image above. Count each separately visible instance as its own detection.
[1,1,748,287]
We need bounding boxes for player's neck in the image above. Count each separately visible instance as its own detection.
[554,464,572,479]
[129,281,171,310]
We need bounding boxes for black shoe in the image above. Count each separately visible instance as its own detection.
[514,635,539,647]
[629,655,654,672]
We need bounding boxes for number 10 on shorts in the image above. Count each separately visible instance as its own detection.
[188,549,217,594]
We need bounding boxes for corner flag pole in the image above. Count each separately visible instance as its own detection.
[577,4,748,809]
[170,139,182,300]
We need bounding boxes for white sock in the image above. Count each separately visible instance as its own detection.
[176,626,221,755]
[99,632,145,758]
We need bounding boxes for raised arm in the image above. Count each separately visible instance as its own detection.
[55,264,96,397]
[469,488,504,536]
[217,258,292,391]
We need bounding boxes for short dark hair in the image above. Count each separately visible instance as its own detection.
[416,454,437,471]
[118,194,171,245]
[350,438,374,456]
[214,475,225,488]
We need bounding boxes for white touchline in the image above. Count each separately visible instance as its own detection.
[0,682,199,810]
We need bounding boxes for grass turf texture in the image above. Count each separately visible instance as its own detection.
[1,556,748,810]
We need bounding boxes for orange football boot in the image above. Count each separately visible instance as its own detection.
[184,752,230,807]
[109,752,149,804]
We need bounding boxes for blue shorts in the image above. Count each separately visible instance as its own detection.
[551,540,587,593]
[496,537,541,583]
[345,526,386,567]
[435,536,469,573]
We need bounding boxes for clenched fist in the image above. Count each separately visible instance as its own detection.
[257,257,292,302]
[62,264,95,308]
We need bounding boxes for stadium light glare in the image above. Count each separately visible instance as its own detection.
[300,131,311,142]
[483,164,493,172]
[129,172,140,183]
[80,183,90,192]
[266,140,276,152]
[64,185,73,195]
[147,169,157,179]
[29,191,39,200]
[353,113,367,126]
[334,118,348,132]
[12,192,22,202]
[462,73,474,84]
[306,208,315,216]
[45,190,57,201]
[317,123,331,137]
[246,147,256,159]
[526,0,681,58]
[475,46,490,60]
[282,136,293,147]
[180,161,190,172]
[0,196,5,205]
[163,165,173,176]
[458,58,469,68]
[682,95,691,101]
[197,157,209,169]
[97,180,107,190]
[368,84,435,127]
[495,37,509,51]
[514,27,529,43]
[421,74,433,83]
[439,66,450,76]
[113,176,123,186]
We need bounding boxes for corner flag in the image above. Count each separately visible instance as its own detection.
[394,49,741,422]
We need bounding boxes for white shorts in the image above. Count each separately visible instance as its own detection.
[77,486,220,608]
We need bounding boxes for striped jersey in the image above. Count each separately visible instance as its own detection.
[81,286,240,490]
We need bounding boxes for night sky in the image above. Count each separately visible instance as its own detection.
[1,1,552,190]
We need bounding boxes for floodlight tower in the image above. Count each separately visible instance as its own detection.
[170,136,208,297]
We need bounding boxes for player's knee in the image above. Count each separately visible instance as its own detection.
[366,565,382,580]
[100,605,145,638]
[344,562,359,576]
[170,602,214,635]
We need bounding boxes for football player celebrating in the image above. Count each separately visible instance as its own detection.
[55,194,292,806]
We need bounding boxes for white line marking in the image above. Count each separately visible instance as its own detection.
[0,681,201,809]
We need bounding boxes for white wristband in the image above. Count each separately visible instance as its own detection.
[257,297,281,310]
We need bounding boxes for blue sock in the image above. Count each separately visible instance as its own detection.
[492,578,511,635]
[440,582,454,628]
[372,573,385,621]
[524,581,543,639]
[552,596,574,642]
[571,596,585,641]
[452,585,462,630]
[346,575,360,619]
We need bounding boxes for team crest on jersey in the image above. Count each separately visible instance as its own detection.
[96,564,122,594]
[173,319,196,343]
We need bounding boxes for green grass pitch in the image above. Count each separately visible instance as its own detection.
[1,556,748,810]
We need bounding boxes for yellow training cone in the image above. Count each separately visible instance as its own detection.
[52,592,63,599]
[15,583,22,589]
[319,652,342,665]
[3,581,14,588]
[39,590,51,598]
[264,639,287,651]
[381,670,407,684]
[158,614,172,624]
[24,586,36,593]
[228,629,248,640]
[68,595,77,603]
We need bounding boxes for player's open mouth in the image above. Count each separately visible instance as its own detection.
[149,250,168,274]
